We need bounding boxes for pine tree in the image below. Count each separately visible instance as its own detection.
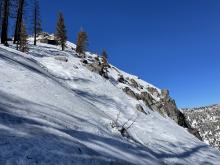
[101,49,108,66]
[56,12,67,51]
[76,28,88,57]
[100,49,109,78]
[13,0,25,44]
[1,0,9,45]
[19,21,28,52]
[33,0,42,45]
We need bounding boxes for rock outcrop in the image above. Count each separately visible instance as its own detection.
[129,78,139,89]
[117,75,126,84]
[121,85,202,140]
[123,87,138,99]
[82,54,202,141]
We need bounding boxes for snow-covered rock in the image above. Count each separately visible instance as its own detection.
[183,104,220,151]
[0,40,220,165]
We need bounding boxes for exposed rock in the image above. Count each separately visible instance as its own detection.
[161,89,169,99]
[86,60,109,79]
[152,92,159,97]
[99,65,109,79]
[130,79,139,89]
[136,104,148,115]
[120,79,202,141]
[147,87,159,97]
[81,59,88,64]
[162,99,179,123]
[158,95,202,140]
[117,75,125,83]
[150,104,158,112]
[38,33,58,45]
[187,128,203,141]
[54,56,68,62]
[37,32,50,38]
[125,77,130,81]
[139,92,154,107]
[94,56,100,62]
[86,63,101,74]
[73,65,78,69]
[86,58,101,73]
[122,87,138,99]
[100,71,109,79]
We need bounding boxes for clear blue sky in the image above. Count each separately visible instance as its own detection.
[40,0,220,108]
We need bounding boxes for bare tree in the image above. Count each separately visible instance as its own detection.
[32,0,41,45]
[56,12,67,51]
[111,111,120,128]
[76,28,88,57]
[111,112,137,137]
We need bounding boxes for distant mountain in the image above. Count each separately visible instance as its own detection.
[183,104,220,150]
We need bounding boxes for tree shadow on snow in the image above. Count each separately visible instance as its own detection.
[0,88,219,164]
[73,89,124,111]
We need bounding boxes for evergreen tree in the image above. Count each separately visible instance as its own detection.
[101,49,108,66]
[56,12,67,51]
[32,0,42,45]
[19,20,28,52]
[1,0,9,45]
[100,49,109,78]
[76,28,88,57]
[13,0,25,44]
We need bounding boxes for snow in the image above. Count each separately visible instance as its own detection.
[0,41,220,165]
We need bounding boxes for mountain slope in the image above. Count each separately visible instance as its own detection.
[0,41,220,165]
[183,104,220,151]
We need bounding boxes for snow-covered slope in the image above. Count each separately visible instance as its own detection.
[183,104,220,151]
[0,41,220,165]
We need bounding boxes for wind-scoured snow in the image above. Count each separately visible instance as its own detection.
[0,41,220,165]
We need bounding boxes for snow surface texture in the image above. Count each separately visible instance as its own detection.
[0,40,220,165]
[183,104,220,151]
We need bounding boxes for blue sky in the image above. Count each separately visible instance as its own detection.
[40,0,220,108]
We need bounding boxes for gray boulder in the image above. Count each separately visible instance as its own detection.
[161,89,169,98]
[117,75,126,83]
[130,79,139,89]
[147,87,159,97]
[122,87,138,99]
[86,62,102,74]
[139,92,154,106]
[81,59,88,64]
[54,56,68,62]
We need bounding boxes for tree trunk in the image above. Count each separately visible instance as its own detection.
[14,0,24,44]
[0,0,2,32]
[1,0,9,45]
[62,43,64,51]
[34,6,37,45]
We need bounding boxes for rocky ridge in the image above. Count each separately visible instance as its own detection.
[82,54,202,140]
